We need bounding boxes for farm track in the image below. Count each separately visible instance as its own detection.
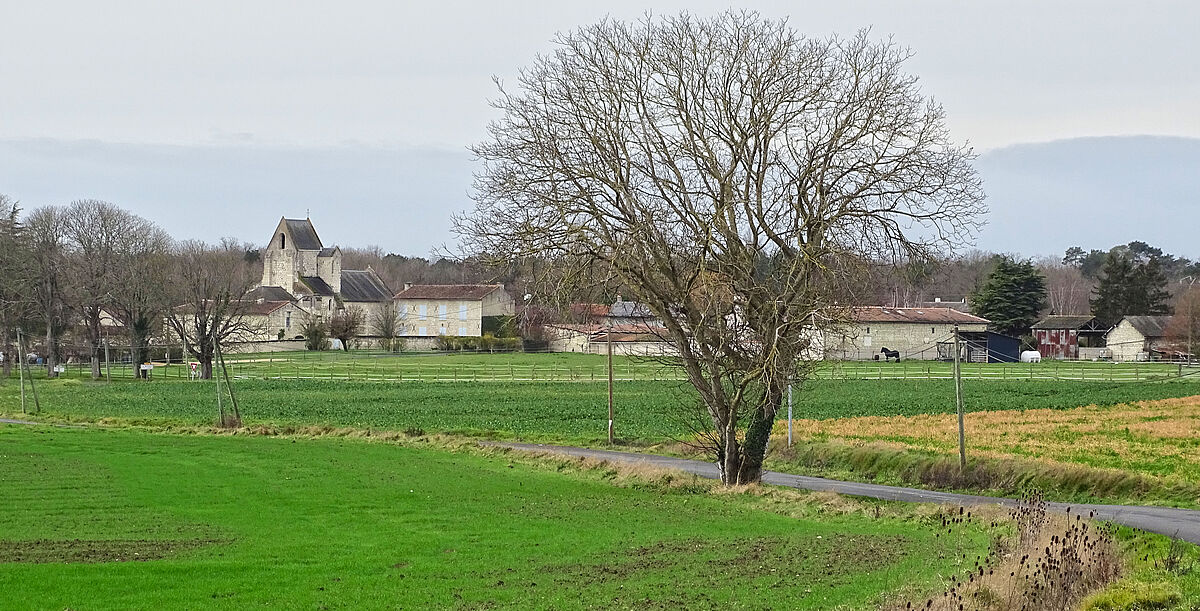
[495,442,1200,545]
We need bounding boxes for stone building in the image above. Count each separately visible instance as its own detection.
[249,218,393,340]
[1105,315,1179,361]
[393,284,516,343]
[823,306,990,361]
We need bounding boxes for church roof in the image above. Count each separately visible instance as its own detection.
[340,269,392,302]
[246,285,295,302]
[298,276,336,296]
[318,247,338,257]
[284,218,323,250]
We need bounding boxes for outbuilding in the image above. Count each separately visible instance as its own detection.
[1032,315,1109,360]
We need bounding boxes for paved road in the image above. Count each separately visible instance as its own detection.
[496,442,1200,545]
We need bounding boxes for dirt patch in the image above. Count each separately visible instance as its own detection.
[543,533,909,588]
[0,538,222,564]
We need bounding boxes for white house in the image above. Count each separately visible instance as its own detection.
[393,284,516,342]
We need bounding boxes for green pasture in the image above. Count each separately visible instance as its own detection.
[33,349,1192,383]
[0,425,986,609]
[3,376,1199,445]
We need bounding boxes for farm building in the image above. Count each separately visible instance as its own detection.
[546,323,676,356]
[1105,315,1185,361]
[935,331,1021,363]
[1031,315,1109,360]
[393,284,516,346]
[823,307,990,361]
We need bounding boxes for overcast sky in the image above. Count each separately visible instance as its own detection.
[2,1,1198,256]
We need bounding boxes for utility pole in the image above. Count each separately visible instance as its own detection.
[104,338,111,382]
[17,328,26,414]
[16,328,40,414]
[607,325,614,444]
[953,324,965,469]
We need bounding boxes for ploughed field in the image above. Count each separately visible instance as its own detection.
[0,425,986,609]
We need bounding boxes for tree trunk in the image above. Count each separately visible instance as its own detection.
[1,331,12,378]
[716,392,781,485]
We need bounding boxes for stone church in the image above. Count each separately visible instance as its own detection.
[246,217,393,338]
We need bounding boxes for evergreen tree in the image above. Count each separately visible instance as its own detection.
[1090,252,1171,326]
[971,257,1047,337]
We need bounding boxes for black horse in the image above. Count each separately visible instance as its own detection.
[880,347,901,362]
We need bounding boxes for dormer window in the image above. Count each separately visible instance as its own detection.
[280,233,286,249]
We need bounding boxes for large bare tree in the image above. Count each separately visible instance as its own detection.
[109,219,174,377]
[166,239,258,379]
[24,205,71,377]
[63,200,142,379]
[456,13,985,484]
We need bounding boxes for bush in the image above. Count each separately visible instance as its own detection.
[435,333,522,352]
[301,318,331,351]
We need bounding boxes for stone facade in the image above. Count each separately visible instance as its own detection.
[248,217,393,342]
[393,285,515,338]
[823,307,990,361]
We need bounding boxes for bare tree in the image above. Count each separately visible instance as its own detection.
[24,206,71,377]
[329,307,365,351]
[456,13,984,484]
[166,239,258,379]
[109,219,174,377]
[370,302,403,351]
[63,200,141,379]
[1035,256,1094,316]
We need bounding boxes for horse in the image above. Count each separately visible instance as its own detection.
[880,347,901,362]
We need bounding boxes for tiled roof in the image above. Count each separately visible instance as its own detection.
[570,303,611,319]
[1124,315,1173,338]
[244,301,291,315]
[851,306,989,324]
[340,269,392,302]
[1032,315,1097,330]
[298,276,336,296]
[318,247,338,257]
[284,218,323,250]
[246,285,295,302]
[395,284,504,301]
[610,300,656,318]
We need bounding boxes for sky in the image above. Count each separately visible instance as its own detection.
[1,1,1198,256]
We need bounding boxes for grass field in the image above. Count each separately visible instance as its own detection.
[5,377,1200,445]
[37,349,1196,383]
[0,424,987,609]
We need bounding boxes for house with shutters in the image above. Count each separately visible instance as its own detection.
[392,284,516,347]
[247,217,393,341]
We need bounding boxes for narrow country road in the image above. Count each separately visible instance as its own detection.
[496,442,1200,545]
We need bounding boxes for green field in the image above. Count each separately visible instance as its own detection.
[0,424,986,609]
[37,349,1194,383]
[5,374,1200,446]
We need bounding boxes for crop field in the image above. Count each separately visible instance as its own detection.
[5,377,1200,445]
[37,349,1195,383]
[0,424,987,609]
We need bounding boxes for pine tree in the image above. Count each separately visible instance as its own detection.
[1090,252,1172,326]
[971,257,1047,337]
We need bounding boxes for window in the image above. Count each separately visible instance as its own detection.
[280,233,286,249]
[438,325,446,335]
[418,326,427,336]
[285,312,291,329]
[931,326,936,334]
[459,303,468,320]
[865,326,870,334]
[418,304,427,318]
[438,305,447,320]
[458,326,467,336]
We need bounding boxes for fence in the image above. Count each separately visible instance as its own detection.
[12,350,1197,384]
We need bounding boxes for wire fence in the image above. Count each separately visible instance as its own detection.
[10,349,1197,384]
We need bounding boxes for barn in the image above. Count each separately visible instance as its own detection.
[1032,315,1109,360]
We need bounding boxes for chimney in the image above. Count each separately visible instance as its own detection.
[404,282,413,291]
[934,297,941,303]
